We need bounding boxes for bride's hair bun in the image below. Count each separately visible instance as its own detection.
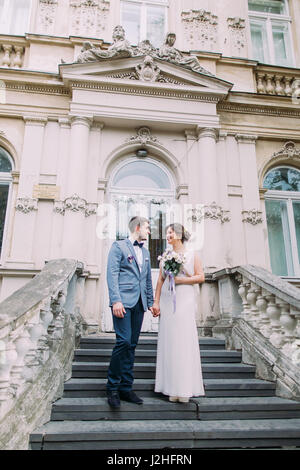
[166,223,190,243]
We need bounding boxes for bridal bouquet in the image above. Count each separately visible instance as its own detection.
[158,249,186,313]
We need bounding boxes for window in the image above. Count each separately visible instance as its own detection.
[0,147,12,256]
[110,158,174,268]
[121,0,168,48]
[263,166,300,277]
[0,0,31,36]
[248,0,294,66]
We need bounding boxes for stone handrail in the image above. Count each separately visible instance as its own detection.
[212,265,300,399]
[0,258,87,450]
[212,264,300,361]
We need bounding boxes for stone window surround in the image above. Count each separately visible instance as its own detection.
[248,0,295,67]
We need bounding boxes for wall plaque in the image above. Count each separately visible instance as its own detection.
[33,184,60,200]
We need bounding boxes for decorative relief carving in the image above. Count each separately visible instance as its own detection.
[242,209,263,225]
[70,0,110,38]
[187,202,230,224]
[15,197,38,214]
[227,17,246,57]
[271,141,300,161]
[181,9,218,52]
[54,193,98,217]
[37,0,58,35]
[75,25,213,77]
[126,127,159,146]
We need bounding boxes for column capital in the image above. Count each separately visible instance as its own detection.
[70,115,93,128]
[184,130,197,141]
[235,133,258,144]
[58,117,71,129]
[196,127,218,141]
[23,116,48,126]
[91,122,104,132]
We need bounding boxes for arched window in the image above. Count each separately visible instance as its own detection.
[263,165,300,277]
[110,157,174,268]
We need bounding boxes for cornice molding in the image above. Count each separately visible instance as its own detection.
[218,101,300,118]
[69,80,221,102]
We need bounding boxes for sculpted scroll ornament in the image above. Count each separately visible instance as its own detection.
[54,193,98,217]
[15,197,38,214]
[271,141,300,160]
[188,202,231,224]
[242,209,263,225]
[126,127,159,146]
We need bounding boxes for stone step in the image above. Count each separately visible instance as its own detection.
[79,336,226,351]
[29,418,300,450]
[71,362,257,379]
[50,396,300,422]
[73,349,242,364]
[63,378,276,398]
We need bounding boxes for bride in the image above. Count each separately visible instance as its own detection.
[152,223,205,403]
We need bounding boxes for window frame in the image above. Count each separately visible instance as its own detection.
[0,148,14,266]
[264,188,300,278]
[248,0,295,67]
[0,0,32,36]
[120,0,168,47]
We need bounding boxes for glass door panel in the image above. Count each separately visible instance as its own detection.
[265,199,294,275]
[0,183,9,253]
[292,201,300,265]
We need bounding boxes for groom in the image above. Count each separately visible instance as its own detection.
[106,216,158,408]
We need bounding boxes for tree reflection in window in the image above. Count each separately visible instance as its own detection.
[263,166,300,191]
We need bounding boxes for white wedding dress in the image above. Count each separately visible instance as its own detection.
[154,249,205,398]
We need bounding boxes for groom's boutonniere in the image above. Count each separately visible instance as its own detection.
[127,254,134,263]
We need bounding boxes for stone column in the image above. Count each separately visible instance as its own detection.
[7,116,47,268]
[61,115,92,261]
[197,127,224,272]
[235,134,266,266]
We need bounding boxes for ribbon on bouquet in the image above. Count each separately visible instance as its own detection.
[165,270,176,313]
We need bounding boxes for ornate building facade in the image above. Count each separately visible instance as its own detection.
[0,0,300,334]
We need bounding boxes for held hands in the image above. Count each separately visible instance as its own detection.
[150,303,160,317]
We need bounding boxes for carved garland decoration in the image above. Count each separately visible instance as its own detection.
[70,0,110,37]
[53,193,98,217]
[187,202,231,224]
[227,17,247,57]
[181,9,218,52]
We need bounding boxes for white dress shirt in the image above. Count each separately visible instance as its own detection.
[129,235,143,272]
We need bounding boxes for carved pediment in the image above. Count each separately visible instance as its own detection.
[59,24,233,98]
[59,53,232,99]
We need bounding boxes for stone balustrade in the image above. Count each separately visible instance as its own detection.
[0,43,25,68]
[212,265,300,399]
[0,258,86,450]
[256,71,300,96]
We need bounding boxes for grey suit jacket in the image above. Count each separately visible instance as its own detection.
[106,238,154,311]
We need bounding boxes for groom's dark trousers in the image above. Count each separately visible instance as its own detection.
[106,295,144,392]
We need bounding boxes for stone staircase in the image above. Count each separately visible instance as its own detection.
[29,334,300,450]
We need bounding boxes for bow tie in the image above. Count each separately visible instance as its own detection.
[133,240,144,248]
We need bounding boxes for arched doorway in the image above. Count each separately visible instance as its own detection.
[263,165,300,277]
[102,155,176,332]
[0,146,13,261]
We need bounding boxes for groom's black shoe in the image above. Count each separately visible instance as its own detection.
[107,391,121,409]
[119,390,143,405]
